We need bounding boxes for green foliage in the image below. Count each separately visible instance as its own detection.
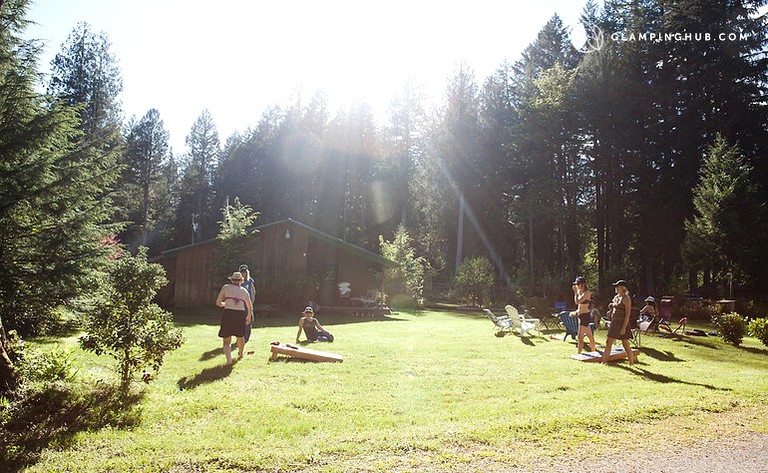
[0,0,120,337]
[217,197,259,240]
[16,344,77,386]
[748,317,768,347]
[712,312,747,347]
[113,108,175,251]
[213,197,259,289]
[379,225,427,305]
[80,248,183,394]
[453,257,495,307]
[683,136,768,288]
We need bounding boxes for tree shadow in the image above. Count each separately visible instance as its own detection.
[739,345,768,356]
[177,363,233,390]
[0,383,143,473]
[615,365,730,391]
[639,346,686,362]
[670,335,719,350]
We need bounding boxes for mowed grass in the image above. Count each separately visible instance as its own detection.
[13,308,768,472]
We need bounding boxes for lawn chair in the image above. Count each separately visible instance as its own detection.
[505,305,541,336]
[558,311,579,341]
[484,308,514,337]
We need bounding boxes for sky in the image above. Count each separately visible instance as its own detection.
[24,0,587,154]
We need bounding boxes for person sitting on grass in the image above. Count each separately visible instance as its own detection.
[296,306,334,343]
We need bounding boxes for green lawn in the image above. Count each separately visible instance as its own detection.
[5,308,768,472]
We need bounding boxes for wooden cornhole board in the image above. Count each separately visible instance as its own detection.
[570,347,639,362]
[269,342,343,362]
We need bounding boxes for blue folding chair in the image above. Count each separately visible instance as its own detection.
[558,311,579,341]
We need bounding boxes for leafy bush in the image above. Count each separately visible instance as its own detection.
[454,257,495,307]
[380,226,427,303]
[748,317,768,347]
[16,344,77,385]
[712,312,747,346]
[81,248,184,394]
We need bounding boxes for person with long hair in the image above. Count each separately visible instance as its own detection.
[602,280,637,365]
[572,276,596,353]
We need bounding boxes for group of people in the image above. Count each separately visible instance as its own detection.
[570,276,638,365]
[215,265,333,365]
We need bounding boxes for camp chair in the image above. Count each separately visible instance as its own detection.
[558,310,579,341]
[505,305,541,336]
[484,308,514,336]
[528,307,557,329]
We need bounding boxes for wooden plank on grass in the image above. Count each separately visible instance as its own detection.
[269,342,344,362]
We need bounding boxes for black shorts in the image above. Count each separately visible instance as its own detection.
[578,313,592,327]
[218,309,247,338]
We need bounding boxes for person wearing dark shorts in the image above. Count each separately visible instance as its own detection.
[215,271,253,365]
[602,280,637,365]
[572,276,596,353]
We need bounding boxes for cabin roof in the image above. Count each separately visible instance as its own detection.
[159,218,396,267]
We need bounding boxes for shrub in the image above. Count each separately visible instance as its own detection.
[712,312,747,346]
[16,344,77,385]
[748,317,768,347]
[454,257,495,307]
[380,226,427,303]
[80,248,184,394]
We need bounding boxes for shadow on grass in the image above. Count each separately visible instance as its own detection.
[739,345,768,356]
[670,335,719,350]
[616,365,730,391]
[639,347,686,362]
[200,347,222,361]
[0,383,142,473]
[177,363,233,390]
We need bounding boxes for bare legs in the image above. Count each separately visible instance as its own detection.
[223,336,245,365]
[601,336,636,365]
[621,338,636,365]
[223,336,233,365]
[577,325,596,353]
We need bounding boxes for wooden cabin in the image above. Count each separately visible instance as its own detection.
[153,218,395,309]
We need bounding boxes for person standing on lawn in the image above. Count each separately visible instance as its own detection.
[239,264,256,343]
[215,271,253,365]
[572,276,597,354]
[602,279,637,365]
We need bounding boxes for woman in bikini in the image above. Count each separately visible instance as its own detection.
[215,271,253,365]
[572,276,596,354]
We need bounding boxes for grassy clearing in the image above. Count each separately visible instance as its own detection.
[4,308,767,472]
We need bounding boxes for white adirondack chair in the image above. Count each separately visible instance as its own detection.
[505,305,541,336]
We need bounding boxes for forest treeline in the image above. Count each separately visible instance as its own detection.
[3,0,768,333]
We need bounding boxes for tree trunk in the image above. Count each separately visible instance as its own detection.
[0,316,18,394]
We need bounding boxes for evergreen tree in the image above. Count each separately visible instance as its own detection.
[47,21,123,145]
[1,0,119,390]
[115,109,173,250]
[683,136,768,292]
[175,109,220,245]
